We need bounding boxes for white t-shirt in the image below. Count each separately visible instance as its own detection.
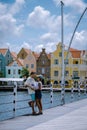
[24,77,36,94]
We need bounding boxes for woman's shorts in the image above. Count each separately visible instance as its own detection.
[30,94,35,101]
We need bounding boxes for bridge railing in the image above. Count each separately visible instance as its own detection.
[0,80,87,121]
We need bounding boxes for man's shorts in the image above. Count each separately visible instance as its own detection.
[30,93,35,101]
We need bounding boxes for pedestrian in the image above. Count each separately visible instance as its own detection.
[35,75,43,114]
[24,72,37,115]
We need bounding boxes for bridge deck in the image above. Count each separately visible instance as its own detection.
[0,98,87,130]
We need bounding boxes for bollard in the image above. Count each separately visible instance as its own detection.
[71,82,74,102]
[50,82,53,106]
[13,81,17,117]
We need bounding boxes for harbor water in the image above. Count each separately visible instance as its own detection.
[0,90,87,121]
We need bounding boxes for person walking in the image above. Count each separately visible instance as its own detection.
[24,72,37,115]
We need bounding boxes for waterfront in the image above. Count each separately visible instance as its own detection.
[0,90,87,121]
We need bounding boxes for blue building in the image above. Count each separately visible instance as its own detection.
[0,49,13,77]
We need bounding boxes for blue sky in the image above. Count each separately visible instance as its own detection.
[0,0,87,53]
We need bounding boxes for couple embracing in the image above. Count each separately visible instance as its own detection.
[24,72,43,115]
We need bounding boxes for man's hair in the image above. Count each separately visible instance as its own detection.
[30,72,36,75]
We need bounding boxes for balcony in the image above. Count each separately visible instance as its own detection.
[78,64,87,71]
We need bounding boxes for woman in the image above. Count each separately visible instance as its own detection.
[35,76,43,114]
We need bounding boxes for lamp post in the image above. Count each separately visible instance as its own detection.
[61,1,65,105]
[65,7,87,60]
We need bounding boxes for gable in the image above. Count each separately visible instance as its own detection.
[17,48,30,59]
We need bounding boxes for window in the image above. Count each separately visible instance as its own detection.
[65,71,69,76]
[37,68,41,72]
[46,67,50,73]
[26,64,29,68]
[21,53,24,59]
[8,55,9,57]
[64,59,69,64]
[8,60,9,65]
[59,52,62,57]
[0,60,2,70]
[31,64,34,68]
[18,69,21,74]
[73,61,78,64]
[73,71,78,77]
[42,60,45,64]
[42,68,45,74]
[54,59,58,64]
[54,71,58,76]
[75,61,78,64]
[8,69,11,74]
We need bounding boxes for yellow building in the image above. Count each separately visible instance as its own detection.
[51,43,87,87]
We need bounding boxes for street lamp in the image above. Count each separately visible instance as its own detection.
[61,1,65,105]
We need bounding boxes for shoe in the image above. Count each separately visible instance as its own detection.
[32,112,37,115]
[38,112,43,115]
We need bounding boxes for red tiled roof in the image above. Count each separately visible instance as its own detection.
[47,53,51,59]
[69,48,79,51]
[32,51,40,59]
[0,48,8,55]
[70,50,81,58]
[8,59,23,66]
[23,48,30,55]
[11,52,17,59]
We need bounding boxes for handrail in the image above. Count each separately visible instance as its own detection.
[0,82,87,121]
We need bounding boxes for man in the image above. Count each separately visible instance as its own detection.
[24,72,37,115]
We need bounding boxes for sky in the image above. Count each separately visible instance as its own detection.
[0,0,87,53]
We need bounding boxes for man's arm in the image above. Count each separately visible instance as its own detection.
[24,82,35,90]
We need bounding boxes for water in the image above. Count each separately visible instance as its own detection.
[0,90,87,121]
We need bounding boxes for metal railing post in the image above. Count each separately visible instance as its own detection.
[78,81,81,98]
[50,82,53,106]
[13,81,17,117]
[84,81,86,95]
[71,82,74,102]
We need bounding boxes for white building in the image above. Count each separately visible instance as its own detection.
[6,59,23,78]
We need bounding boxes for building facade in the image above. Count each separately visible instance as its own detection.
[36,48,51,79]
[6,59,23,78]
[0,49,13,77]
[17,48,37,73]
[51,43,87,85]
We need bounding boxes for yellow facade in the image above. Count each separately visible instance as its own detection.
[51,43,87,87]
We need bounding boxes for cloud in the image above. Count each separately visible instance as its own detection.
[9,0,25,15]
[53,0,87,13]
[21,41,32,49]
[34,44,44,52]
[0,1,24,41]
[0,13,24,38]
[0,3,7,15]
[27,5,73,33]
[45,42,57,52]
[40,33,58,43]
[33,42,57,53]
[71,30,87,50]
[27,6,61,32]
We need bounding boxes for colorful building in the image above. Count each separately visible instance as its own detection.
[0,48,13,77]
[36,48,51,79]
[17,48,37,73]
[6,59,23,78]
[51,43,87,86]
